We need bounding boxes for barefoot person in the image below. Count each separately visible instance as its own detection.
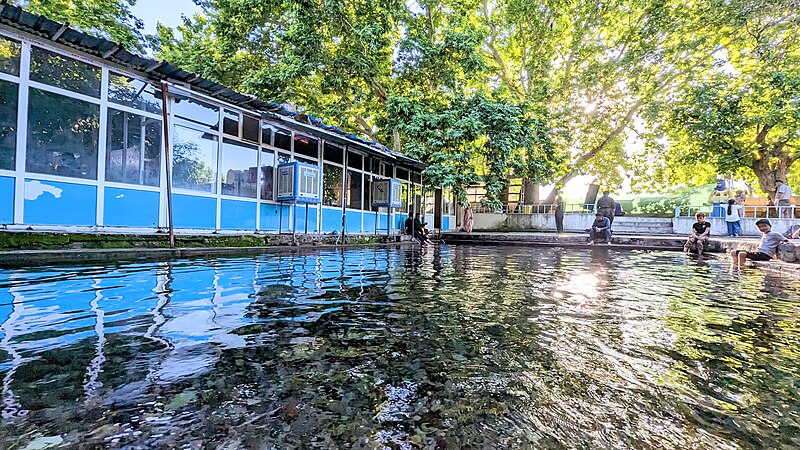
[463,205,474,233]
[684,212,711,254]
[731,219,787,267]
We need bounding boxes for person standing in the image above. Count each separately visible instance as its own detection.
[553,193,564,233]
[725,199,742,237]
[596,191,616,225]
[775,180,793,218]
[463,205,474,233]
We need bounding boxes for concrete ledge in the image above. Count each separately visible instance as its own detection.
[0,241,417,268]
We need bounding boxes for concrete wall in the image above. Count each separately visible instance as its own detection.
[474,212,796,237]
[476,213,674,234]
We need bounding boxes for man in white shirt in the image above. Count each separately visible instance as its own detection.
[775,180,793,218]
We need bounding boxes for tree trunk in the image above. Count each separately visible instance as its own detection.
[522,179,538,205]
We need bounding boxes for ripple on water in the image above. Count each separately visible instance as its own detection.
[1,246,800,448]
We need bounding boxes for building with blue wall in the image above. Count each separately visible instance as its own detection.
[0,5,458,236]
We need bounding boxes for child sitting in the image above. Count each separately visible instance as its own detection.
[684,212,711,254]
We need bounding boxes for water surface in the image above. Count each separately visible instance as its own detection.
[1,246,799,449]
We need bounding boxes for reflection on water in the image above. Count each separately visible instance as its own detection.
[1,246,800,448]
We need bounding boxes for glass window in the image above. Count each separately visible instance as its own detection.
[260,122,274,146]
[0,36,21,76]
[243,115,259,142]
[295,156,316,165]
[108,73,162,115]
[260,149,275,201]
[412,172,422,185]
[30,46,100,97]
[365,176,378,211]
[220,140,258,198]
[277,152,291,164]
[223,109,239,136]
[173,125,218,193]
[396,167,410,181]
[274,127,291,151]
[0,80,17,170]
[323,163,343,207]
[401,183,410,210]
[294,134,318,159]
[323,142,344,164]
[173,97,219,130]
[26,88,99,179]
[347,151,363,170]
[347,170,362,210]
[381,163,391,177]
[106,109,161,186]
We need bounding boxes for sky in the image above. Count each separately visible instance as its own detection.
[131,0,202,36]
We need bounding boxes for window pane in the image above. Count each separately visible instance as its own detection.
[324,142,343,164]
[365,176,378,211]
[173,97,219,130]
[223,109,239,136]
[242,115,259,142]
[173,125,218,193]
[221,140,258,198]
[277,152,291,164]
[274,127,291,150]
[295,156,316,165]
[30,47,100,97]
[323,163,342,207]
[26,88,99,179]
[396,167,410,181]
[294,134,318,159]
[108,73,162,114]
[412,172,422,185]
[261,122,274,146]
[0,80,18,170]
[260,149,275,201]
[106,109,161,187]
[0,36,21,76]
[347,170,362,210]
[347,151,363,170]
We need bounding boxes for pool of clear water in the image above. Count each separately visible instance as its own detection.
[1,246,800,449]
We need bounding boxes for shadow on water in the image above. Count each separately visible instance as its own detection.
[1,246,800,448]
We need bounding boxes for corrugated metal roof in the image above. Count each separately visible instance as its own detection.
[0,2,424,170]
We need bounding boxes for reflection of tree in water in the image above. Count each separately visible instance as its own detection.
[173,141,213,187]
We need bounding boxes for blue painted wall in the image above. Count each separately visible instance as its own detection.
[443,216,450,230]
[293,204,318,233]
[394,213,408,232]
[24,179,96,226]
[220,199,257,230]
[321,206,342,233]
[0,176,13,224]
[345,210,362,234]
[173,194,217,229]
[378,212,388,231]
[260,203,291,232]
[104,187,159,227]
[363,211,377,234]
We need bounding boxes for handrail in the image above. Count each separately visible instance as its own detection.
[471,203,595,215]
[674,205,797,219]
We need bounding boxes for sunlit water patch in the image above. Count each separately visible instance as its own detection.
[1,246,800,449]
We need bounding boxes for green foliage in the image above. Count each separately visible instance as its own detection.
[14,0,145,51]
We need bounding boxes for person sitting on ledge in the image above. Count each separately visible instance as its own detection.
[586,212,612,244]
[731,219,787,267]
[404,212,428,243]
[684,212,711,254]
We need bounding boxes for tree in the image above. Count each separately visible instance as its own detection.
[643,0,800,197]
[13,0,145,51]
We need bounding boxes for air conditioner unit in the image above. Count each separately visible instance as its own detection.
[277,162,321,204]
[371,178,402,208]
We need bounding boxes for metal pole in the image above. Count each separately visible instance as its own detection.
[160,83,175,248]
[304,203,309,234]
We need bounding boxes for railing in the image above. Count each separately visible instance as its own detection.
[472,203,596,215]
[675,205,798,219]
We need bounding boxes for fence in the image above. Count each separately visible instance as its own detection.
[472,203,595,215]
[675,205,798,220]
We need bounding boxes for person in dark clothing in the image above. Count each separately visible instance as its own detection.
[585,212,612,244]
[684,212,711,254]
[404,212,428,242]
[553,193,565,233]
[596,191,616,225]
[404,215,415,236]
[414,213,430,241]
